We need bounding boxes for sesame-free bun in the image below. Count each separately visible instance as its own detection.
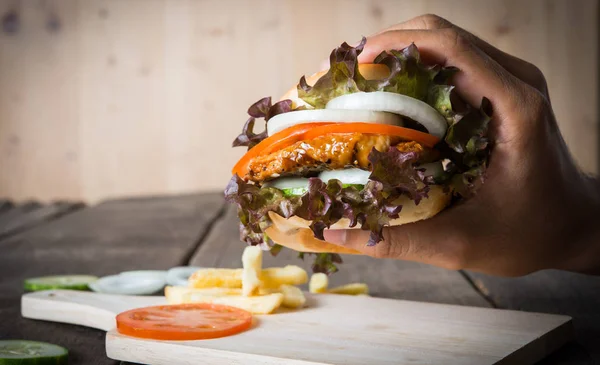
[265,185,451,254]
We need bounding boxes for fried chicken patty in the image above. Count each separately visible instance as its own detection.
[245,133,435,182]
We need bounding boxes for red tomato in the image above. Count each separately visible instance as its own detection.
[116,303,253,341]
[232,122,334,177]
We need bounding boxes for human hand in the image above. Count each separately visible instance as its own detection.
[323,14,600,276]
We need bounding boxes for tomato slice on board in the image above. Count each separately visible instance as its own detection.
[116,303,253,341]
[231,122,334,177]
[303,123,440,148]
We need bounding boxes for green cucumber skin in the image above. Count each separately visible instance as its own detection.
[23,282,91,292]
[0,358,67,365]
[0,341,68,365]
[282,184,365,197]
[23,276,98,292]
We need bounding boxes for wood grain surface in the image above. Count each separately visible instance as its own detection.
[0,199,13,214]
[0,193,224,365]
[0,0,597,202]
[0,201,84,240]
[465,270,600,364]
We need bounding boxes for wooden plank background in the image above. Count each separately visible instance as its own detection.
[0,0,598,203]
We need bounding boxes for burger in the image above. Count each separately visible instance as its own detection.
[225,38,491,273]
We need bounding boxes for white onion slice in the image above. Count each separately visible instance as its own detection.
[318,169,370,185]
[89,270,167,295]
[166,266,202,287]
[267,109,403,136]
[325,91,447,139]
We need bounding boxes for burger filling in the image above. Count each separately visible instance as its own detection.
[246,135,437,182]
[225,38,492,274]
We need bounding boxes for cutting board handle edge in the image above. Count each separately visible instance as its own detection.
[21,290,118,331]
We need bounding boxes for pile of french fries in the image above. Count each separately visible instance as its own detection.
[165,246,369,314]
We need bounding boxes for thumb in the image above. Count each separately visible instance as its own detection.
[323,208,472,270]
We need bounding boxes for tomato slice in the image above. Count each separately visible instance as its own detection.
[116,303,253,341]
[232,122,334,177]
[303,123,440,148]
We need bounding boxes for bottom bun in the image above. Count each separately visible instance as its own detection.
[265,185,451,254]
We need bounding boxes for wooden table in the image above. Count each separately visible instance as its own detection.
[0,194,599,365]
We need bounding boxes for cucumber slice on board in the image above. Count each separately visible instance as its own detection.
[23,275,98,292]
[0,340,68,365]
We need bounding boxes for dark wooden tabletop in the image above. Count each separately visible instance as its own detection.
[0,194,599,365]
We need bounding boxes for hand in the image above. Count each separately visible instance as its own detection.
[323,14,600,276]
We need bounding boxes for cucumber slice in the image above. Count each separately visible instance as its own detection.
[24,275,98,292]
[281,184,364,197]
[281,187,309,197]
[0,340,68,364]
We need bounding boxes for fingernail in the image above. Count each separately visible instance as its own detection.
[323,229,347,245]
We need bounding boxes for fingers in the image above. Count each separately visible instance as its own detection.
[323,205,473,270]
[358,28,522,120]
[373,14,548,95]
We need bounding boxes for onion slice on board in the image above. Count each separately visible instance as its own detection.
[89,270,167,295]
[325,91,448,139]
[166,266,202,287]
[267,109,403,136]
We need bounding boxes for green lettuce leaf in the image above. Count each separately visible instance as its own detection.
[368,44,434,100]
[296,39,460,120]
[297,38,369,109]
[444,97,493,197]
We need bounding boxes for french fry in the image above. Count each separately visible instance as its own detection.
[260,265,308,288]
[242,246,262,296]
[167,285,283,314]
[328,283,369,295]
[309,273,328,293]
[189,266,307,289]
[188,268,242,288]
[187,292,284,314]
[165,286,243,304]
[278,284,306,308]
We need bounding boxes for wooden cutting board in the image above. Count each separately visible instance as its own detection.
[21,290,572,365]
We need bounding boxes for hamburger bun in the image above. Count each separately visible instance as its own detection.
[265,185,451,254]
